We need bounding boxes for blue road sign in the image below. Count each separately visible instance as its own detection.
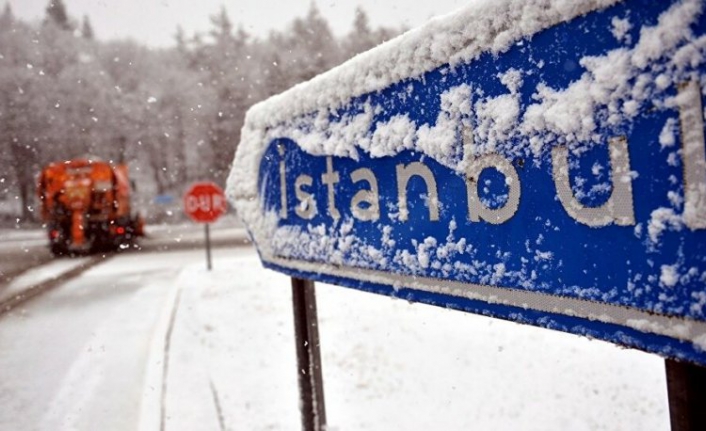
[153,194,175,205]
[229,0,706,364]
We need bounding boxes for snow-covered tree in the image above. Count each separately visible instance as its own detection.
[81,15,94,40]
[0,2,13,28]
[189,7,253,183]
[341,7,400,59]
[288,3,340,82]
[344,7,377,57]
[44,0,71,31]
[209,6,233,45]
[0,20,52,220]
[0,3,400,223]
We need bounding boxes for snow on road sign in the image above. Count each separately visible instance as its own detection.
[228,0,706,365]
[184,182,227,223]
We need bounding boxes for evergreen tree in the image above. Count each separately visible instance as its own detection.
[0,0,403,223]
[288,3,339,81]
[45,0,70,31]
[209,6,233,44]
[175,25,187,53]
[345,7,377,57]
[81,15,94,40]
[353,7,372,38]
[342,7,399,60]
[0,2,13,28]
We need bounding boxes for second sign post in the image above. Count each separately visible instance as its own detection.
[183,181,227,270]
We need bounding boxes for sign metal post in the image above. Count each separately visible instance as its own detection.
[183,181,227,271]
[291,277,326,431]
[666,359,706,431]
[205,223,212,271]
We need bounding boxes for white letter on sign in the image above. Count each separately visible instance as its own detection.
[295,174,317,220]
[212,194,226,212]
[350,168,380,221]
[677,80,706,230]
[396,162,439,222]
[186,196,198,213]
[552,137,635,227]
[322,157,341,220]
[279,144,288,219]
[465,154,521,224]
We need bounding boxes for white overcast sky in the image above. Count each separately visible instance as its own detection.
[8,0,469,47]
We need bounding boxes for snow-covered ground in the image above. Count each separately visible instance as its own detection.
[0,227,47,249]
[0,246,669,430]
[0,219,248,282]
[0,257,91,303]
[143,216,249,248]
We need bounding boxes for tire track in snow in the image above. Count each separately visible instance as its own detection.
[160,288,182,431]
[210,378,227,431]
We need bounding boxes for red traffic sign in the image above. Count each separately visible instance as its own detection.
[183,182,227,223]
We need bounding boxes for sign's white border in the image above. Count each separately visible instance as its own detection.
[265,253,706,346]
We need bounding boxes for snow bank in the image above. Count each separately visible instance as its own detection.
[165,250,669,430]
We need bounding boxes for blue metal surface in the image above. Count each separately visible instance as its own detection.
[153,194,175,205]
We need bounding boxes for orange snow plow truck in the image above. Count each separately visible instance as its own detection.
[37,158,144,255]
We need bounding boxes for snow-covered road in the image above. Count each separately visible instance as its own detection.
[0,250,203,430]
[0,247,671,430]
[0,218,249,285]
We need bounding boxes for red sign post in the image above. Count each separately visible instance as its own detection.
[184,182,227,270]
